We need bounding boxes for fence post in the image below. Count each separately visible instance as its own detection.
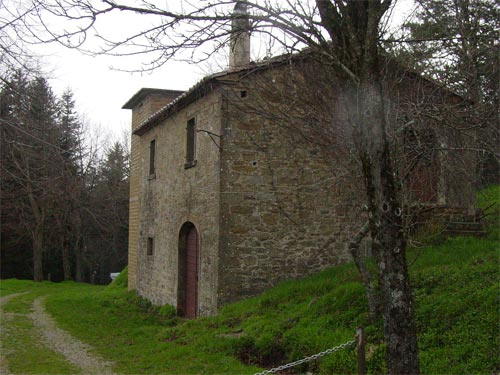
[356,327,366,375]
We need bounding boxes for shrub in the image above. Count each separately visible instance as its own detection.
[158,304,177,319]
[108,266,128,289]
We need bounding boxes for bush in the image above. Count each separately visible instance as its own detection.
[108,266,128,289]
[158,304,177,319]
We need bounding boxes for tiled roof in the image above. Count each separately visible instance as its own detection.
[132,71,230,135]
[132,53,298,136]
[131,51,464,136]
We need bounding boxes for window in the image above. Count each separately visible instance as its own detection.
[403,128,436,167]
[147,237,154,256]
[149,139,156,177]
[185,118,197,168]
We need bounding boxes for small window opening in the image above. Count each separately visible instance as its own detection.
[403,128,436,167]
[149,139,156,177]
[240,90,247,98]
[147,237,154,256]
[185,118,197,168]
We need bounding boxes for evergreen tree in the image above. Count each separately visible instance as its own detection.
[1,73,61,281]
[53,88,84,280]
[0,71,33,279]
[403,0,499,104]
[58,89,81,163]
[84,141,129,284]
[2,70,130,283]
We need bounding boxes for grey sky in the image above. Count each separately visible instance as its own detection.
[26,0,415,140]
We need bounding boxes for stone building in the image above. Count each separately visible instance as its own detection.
[123,5,476,318]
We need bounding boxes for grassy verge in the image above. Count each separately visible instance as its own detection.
[1,186,498,374]
[1,314,81,374]
[40,285,260,374]
[477,184,500,240]
[0,284,84,374]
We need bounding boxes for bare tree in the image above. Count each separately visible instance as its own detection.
[0,2,40,80]
[0,69,125,283]
[3,1,426,372]
[392,0,499,185]
[0,72,61,281]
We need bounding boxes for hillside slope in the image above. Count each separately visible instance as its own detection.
[1,186,498,374]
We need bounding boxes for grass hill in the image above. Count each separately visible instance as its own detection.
[1,185,498,374]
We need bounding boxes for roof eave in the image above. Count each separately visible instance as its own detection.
[132,78,222,136]
[122,88,185,109]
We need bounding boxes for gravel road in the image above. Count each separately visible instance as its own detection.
[1,293,116,375]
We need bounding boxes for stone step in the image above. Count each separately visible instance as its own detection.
[444,221,487,236]
[445,229,488,237]
[445,221,483,229]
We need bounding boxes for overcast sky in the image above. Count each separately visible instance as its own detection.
[32,44,204,141]
[25,0,415,141]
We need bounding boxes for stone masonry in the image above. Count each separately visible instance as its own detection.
[124,56,476,316]
[124,89,185,291]
[123,66,369,315]
[125,88,224,316]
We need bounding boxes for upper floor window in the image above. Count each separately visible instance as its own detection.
[149,139,156,177]
[185,118,197,168]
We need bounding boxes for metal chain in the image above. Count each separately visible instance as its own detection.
[253,340,356,375]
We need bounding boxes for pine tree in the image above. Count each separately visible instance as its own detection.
[84,141,129,284]
[53,89,84,280]
[403,0,499,104]
[1,73,61,281]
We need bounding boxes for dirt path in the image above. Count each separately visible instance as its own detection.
[1,293,116,375]
[30,296,116,375]
[0,292,30,307]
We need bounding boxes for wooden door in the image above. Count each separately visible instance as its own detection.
[184,226,199,318]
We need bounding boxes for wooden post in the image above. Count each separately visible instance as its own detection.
[357,327,366,375]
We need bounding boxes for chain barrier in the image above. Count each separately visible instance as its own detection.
[253,339,356,375]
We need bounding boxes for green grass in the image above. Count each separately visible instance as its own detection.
[43,286,261,374]
[476,184,500,240]
[1,314,81,375]
[108,266,128,289]
[0,284,83,374]
[477,184,499,210]
[1,186,498,374]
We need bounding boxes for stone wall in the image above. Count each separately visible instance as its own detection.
[217,68,367,305]
[125,89,184,290]
[215,61,476,305]
[134,89,223,316]
[126,59,478,314]
[389,72,477,211]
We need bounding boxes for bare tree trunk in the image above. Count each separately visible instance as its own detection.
[61,240,71,281]
[33,221,44,282]
[356,80,419,374]
[26,174,45,282]
[349,221,381,322]
[72,209,84,282]
[74,243,84,282]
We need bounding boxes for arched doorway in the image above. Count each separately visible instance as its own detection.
[177,222,199,318]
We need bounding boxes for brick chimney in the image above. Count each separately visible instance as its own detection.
[229,1,250,70]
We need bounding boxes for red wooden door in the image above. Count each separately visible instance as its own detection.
[184,226,199,318]
[410,167,438,203]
